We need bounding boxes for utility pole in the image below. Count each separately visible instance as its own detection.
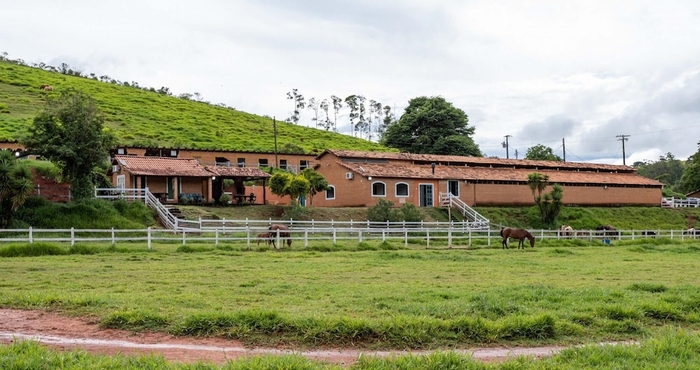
[616,134,630,166]
[502,135,512,159]
[515,149,519,159]
[562,138,566,162]
[273,116,279,168]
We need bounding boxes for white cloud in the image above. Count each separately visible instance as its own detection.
[2,0,700,162]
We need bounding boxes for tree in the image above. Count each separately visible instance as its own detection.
[679,143,700,193]
[330,95,343,132]
[344,95,359,136]
[525,144,563,161]
[0,151,33,228]
[527,172,563,225]
[301,168,328,206]
[286,88,305,124]
[381,96,482,156]
[23,89,115,200]
[319,99,331,131]
[269,172,310,206]
[307,97,320,128]
[636,152,684,190]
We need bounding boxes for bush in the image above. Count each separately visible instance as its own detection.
[398,203,423,222]
[367,199,400,223]
[219,193,231,205]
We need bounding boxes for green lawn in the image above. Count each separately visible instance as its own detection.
[2,241,700,351]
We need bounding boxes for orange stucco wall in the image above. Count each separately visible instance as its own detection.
[117,147,316,172]
[311,156,663,207]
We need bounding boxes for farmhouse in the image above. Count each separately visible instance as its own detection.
[110,155,271,204]
[311,150,663,207]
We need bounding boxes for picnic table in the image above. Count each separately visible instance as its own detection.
[234,193,256,204]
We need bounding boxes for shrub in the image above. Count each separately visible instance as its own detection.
[367,199,400,223]
[398,203,423,222]
[219,193,231,205]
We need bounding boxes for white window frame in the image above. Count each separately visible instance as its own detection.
[325,185,335,200]
[116,175,125,189]
[395,182,409,197]
[371,181,386,197]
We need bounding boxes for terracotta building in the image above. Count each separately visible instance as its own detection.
[310,150,663,207]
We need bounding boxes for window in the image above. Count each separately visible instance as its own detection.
[300,160,309,170]
[372,182,386,197]
[116,175,125,189]
[237,158,245,167]
[170,150,178,157]
[280,159,288,170]
[326,185,335,200]
[215,157,230,165]
[448,180,459,197]
[396,182,409,197]
[116,148,126,155]
[258,158,268,167]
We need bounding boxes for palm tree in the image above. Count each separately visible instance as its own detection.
[0,150,34,227]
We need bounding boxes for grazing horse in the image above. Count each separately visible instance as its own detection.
[684,228,699,238]
[501,227,535,249]
[559,225,573,238]
[596,225,618,237]
[641,230,656,238]
[256,232,272,247]
[40,84,53,91]
[268,224,292,248]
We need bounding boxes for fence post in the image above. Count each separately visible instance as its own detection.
[631,230,635,240]
[111,227,115,247]
[359,230,363,243]
[333,229,337,244]
[426,229,430,248]
[468,228,472,247]
[487,228,491,246]
[276,229,281,249]
[304,229,308,248]
[540,229,544,241]
[215,229,219,247]
[71,227,75,246]
[29,226,33,244]
[147,227,152,250]
[382,230,386,242]
[671,229,674,240]
[182,230,186,246]
[448,227,452,248]
[246,227,251,250]
[404,229,408,247]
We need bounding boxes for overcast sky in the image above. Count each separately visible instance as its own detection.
[3,0,700,164]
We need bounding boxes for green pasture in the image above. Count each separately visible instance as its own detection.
[2,240,700,351]
[0,60,390,153]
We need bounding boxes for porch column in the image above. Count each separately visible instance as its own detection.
[206,177,213,203]
[173,177,179,203]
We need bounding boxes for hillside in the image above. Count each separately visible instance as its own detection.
[0,61,391,154]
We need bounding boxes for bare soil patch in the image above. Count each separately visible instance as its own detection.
[0,308,578,366]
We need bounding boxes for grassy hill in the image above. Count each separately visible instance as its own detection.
[0,60,391,154]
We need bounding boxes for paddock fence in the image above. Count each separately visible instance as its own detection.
[0,226,697,250]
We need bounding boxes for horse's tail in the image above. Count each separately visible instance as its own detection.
[529,232,536,248]
[500,228,505,238]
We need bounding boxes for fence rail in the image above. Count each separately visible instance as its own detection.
[1,227,697,249]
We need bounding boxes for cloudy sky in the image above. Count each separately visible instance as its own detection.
[3,0,700,164]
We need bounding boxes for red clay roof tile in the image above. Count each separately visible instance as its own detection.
[114,155,212,177]
[338,162,662,186]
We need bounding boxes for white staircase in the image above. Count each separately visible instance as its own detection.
[439,192,490,229]
[95,188,197,230]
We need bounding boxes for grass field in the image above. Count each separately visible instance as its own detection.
[0,60,390,154]
[2,240,700,351]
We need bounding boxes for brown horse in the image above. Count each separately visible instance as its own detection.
[501,227,535,249]
[269,224,292,248]
[256,232,272,247]
[40,84,53,91]
[596,225,618,237]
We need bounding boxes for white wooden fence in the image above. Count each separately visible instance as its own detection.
[0,227,697,250]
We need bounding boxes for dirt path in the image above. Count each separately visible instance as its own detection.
[0,309,601,366]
